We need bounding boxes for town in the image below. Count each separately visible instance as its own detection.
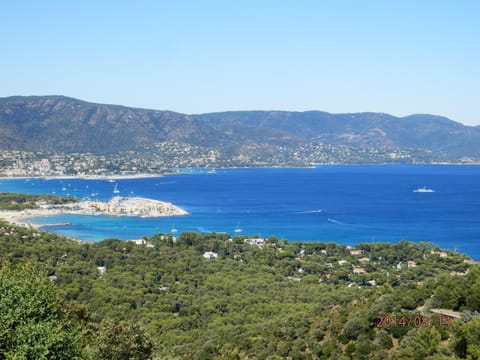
[0,141,451,177]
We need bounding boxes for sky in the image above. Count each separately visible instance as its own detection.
[1,0,479,125]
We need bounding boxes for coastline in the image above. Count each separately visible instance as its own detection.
[0,208,50,229]
[2,165,480,260]
[42,173,167,180]
[0,172,173,181]
[2,163,480,181]
[0,196,189,230]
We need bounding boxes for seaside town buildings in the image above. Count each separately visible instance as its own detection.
[1,143,432,178]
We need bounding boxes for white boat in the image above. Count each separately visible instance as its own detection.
[171,224,178,233]
[234,221,242,233]
[113,183,120,194]
[413,186,435,193]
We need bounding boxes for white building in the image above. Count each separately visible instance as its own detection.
[203,251,218,259]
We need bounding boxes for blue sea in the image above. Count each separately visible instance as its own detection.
[1,165,480,259]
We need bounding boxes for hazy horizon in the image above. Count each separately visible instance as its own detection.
[2,1,479,125]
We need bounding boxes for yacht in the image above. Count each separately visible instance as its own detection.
[413,186,435,193]
[113,183,120,194]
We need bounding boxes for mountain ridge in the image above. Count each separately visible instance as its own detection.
[1,95,480,164]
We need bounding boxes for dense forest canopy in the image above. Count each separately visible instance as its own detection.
[1,218,480,359]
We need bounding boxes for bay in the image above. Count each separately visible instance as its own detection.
[1,165,479,259]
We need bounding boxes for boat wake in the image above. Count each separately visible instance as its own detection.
[295,209,323,214]
[327,218,343,225]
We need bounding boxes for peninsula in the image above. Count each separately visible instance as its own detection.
[0,194,188,229]
[82,196,188,217]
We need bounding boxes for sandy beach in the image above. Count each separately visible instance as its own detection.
[40,173,167,180]
[0,173,168,181]
[0,208,55,229]
[0,196,188,230]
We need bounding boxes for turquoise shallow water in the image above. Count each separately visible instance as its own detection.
[1,165,480,259]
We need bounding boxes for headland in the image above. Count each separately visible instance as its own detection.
[0,196,188,229]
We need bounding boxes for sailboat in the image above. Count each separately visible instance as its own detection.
[171,224,178,233]
[234,221,242,233]
[113,183,120,194]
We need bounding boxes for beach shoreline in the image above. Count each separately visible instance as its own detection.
[3,163,479,184]
[0,173,167,181]
[0,208,56,229]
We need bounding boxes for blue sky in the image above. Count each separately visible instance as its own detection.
[1,0,479,125]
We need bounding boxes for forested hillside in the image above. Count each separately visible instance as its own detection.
[1,221,480,359]
[0,192,77,210]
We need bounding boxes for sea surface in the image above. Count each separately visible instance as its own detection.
[1,165,480,259]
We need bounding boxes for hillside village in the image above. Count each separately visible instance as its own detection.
[0,144,458,178]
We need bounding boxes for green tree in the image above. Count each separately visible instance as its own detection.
[89,318,153,360]
[0,263,82,359]
[342,316,369,341]
[394,327,441,360]
[451,318,480,359]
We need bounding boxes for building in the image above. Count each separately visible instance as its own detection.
[350,249,364,256]
[244,238,266,246]
[203,251,218,259]
[353,267,367,274]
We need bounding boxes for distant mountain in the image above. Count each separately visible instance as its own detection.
[1,95,480,163]
[0,96,225,153]
[197,111,480,159]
